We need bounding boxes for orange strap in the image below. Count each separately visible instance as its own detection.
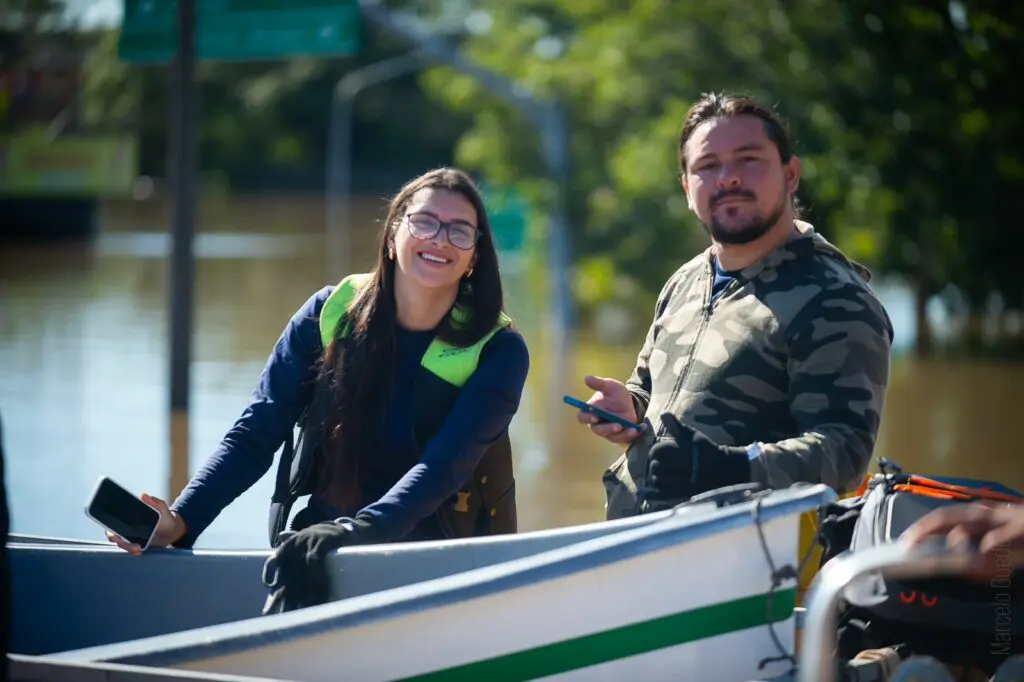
[893,483,973,501]
[905,476,1024,505]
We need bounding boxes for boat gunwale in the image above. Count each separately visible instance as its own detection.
[7,506,676,556]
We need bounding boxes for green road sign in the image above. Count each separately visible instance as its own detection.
[118,0,362,64]
[482,184,529,255]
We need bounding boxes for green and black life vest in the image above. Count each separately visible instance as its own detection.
[267,273,518,547]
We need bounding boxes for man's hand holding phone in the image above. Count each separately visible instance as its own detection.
[571,375,645,446]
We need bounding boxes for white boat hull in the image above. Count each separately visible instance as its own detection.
[180,514,799,682]
[29,483,833,682]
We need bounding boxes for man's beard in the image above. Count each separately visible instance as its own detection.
[702,191,786,245]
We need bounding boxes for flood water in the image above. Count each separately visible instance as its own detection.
[1,195,1021,549]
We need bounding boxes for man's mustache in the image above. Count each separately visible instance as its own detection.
[711,189,756,207]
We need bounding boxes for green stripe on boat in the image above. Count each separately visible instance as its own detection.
[398,587,797,682]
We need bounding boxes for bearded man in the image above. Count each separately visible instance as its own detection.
[575,92,895,516]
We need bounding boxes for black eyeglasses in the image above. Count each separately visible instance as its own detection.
[404,213,479,251]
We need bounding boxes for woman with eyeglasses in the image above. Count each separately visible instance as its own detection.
[106,168,530,603]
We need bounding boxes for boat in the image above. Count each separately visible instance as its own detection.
[9,482,834,682]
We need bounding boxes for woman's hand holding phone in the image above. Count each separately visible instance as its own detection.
[106,493,187,556]
[574,375,645,446]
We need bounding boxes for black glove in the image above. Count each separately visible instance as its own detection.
[261,515,376,615]
[641,414,752,512]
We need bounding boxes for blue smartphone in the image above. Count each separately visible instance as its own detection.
[563,395,643,431]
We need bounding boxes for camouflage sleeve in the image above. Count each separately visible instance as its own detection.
[749,283,894,494]
[626,269,685,421]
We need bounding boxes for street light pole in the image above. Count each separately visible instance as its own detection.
[540,101,573,357]
[168,0,198,498]
[325,50,429,280]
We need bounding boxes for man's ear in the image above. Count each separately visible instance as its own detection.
[785,155,801,196]
[682,176,694,211]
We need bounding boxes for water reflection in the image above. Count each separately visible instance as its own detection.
[0,196,1020,549]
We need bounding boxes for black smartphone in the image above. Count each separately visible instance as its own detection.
[563,395,643,431]
[84,476,161,550]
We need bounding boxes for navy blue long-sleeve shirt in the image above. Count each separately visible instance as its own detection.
[170,285,530,548]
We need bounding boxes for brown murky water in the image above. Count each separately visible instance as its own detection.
[1,195,1021,549]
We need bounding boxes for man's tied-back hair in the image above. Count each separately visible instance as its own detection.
[677,92,795,175]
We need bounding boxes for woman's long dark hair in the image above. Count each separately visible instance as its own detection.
[315,167,506,512]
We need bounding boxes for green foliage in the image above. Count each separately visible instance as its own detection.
[840,2,1024,310]
[80,30,145,131]
[417,0,1024,319]
[418,0,864,313]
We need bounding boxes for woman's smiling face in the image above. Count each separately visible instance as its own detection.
[391,187,478,290]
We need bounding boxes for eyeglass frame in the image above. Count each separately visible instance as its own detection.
[403,212,481,251]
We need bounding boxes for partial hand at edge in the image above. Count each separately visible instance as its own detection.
[901,503,1024,581]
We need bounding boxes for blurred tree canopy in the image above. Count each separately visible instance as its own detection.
[15,0,1023,353]
[414,0,1023,349]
